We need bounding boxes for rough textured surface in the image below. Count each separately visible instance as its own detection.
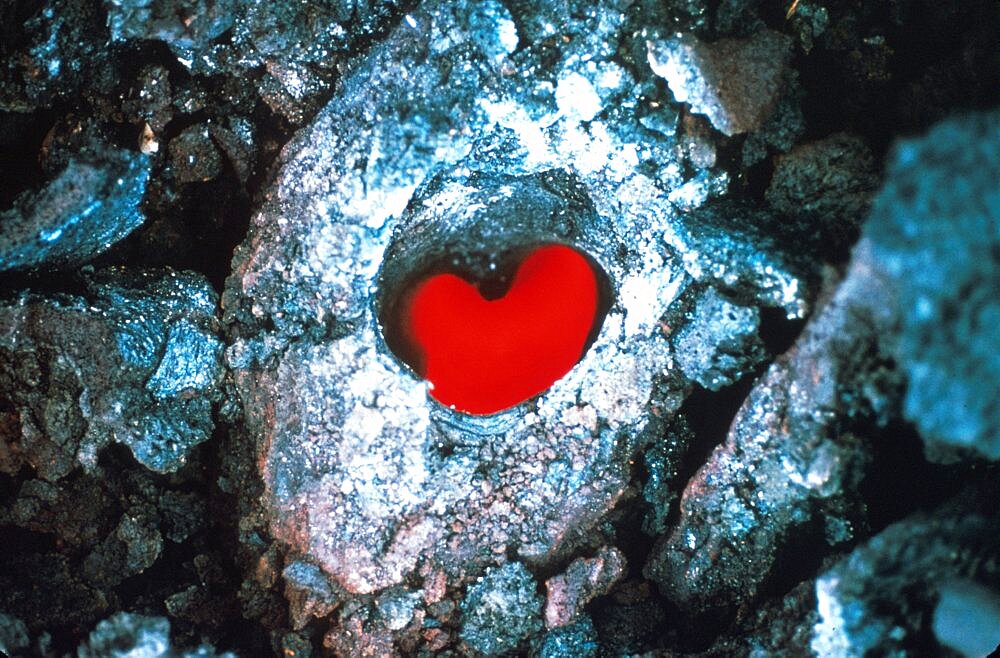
[1,0,999,655]
[766,132,878,251]
[459,562,543,656]
[0,141,148,272]
[662,200,818,319]
[544,547,627,629]
[107,0,235,56]
[532,617,599,658]
[222,4,829,641]
[865,111,1000,461]
[0,268,223,477]
[0,613,29,656]
[78,612,235,657]
[700,580,818,656]
[648,30,792,136]
[812,482,1000,656]
[226,0,693,611]
[0,0,107,112]
[671,286,767,391]
[645,251,902,616]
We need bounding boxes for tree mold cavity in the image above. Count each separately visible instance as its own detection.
[377,169,615,415]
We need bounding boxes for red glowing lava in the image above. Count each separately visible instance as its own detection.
[403,244,600,415]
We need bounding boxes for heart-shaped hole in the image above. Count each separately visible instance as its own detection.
[384,244,607,415]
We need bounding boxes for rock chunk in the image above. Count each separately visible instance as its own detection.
[78,612,234,657]
[671,287,767,390]
[0,144,148,272]
[169,125,223,184]
[282,561,343,630]
[0,0,106,112]
[663,200,817,319]
[460,562,543,656]
[0,613,29,657]
[812,482,1000,656]
[648,29,792,136]
[766,132,878,251]
[864,110,1000,461]
[106,0,236,59]
[645,254,902,616]
[533,617,599,658]
[0,268,223,478]
[226,0,693,612]
[544,547,627,629]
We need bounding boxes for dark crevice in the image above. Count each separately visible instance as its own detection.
[670,379,757,494]
[0,109,56,209]
[859,420,971,535]
[758,306,806,356]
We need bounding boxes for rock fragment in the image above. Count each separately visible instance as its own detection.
[641,417,692,536]
[0,0,106,112]
[221,0,842,652]
[82,509,163,587]
[933,580,1000,657]
[460,562,543,656]
[123,65,173,133]
[766,132,878,251]
[648,29,793,136]
[533,617,599,658]
[78,612,234,657]
[544,547,627,629]
[0,268,223,478]
[645,251,902,616]
[282,561,343,630]
[106,0,236,59]
[0,143,148,272]
[812,482,1000,655]
[0,613,29,657]
[662,200,816,319]
[227,0,693,613]
[169,124,223,184]
[698,580,817,656]
[864,110,1000,461]
[671,286,767,390]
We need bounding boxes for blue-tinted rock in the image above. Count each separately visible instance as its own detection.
[533,617,599,658]
[0,268,222,478]
[225,1,694,615]
[0,613,29,657]
[641,417,692,536]
[865,110,1000,461]
[282,560,342,630]
[460,562,543,656]
[663,200,817,319]
[78,612,234,658]
[0,0,106,112]
[933,580,1000,657]
[813,483,1000,655]
[646,261,901,616]
[106,0,236,57]
[672,286,767,390]
[0,145,148,272]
